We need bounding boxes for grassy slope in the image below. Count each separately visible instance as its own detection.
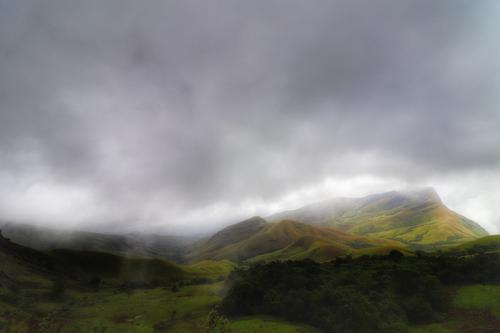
[229,317,319,333]
[187,217,268,261]
[268,189,487,249]
[0,238,313,333]
[65,283,223,333]
[347,204,486,247]
[1,279,318,333]
[452,285,500,318]
[185,260,237,278]
[189,219,406,262]
[409,285,500,333]
[250,229,408,263]
[450,235,500,254]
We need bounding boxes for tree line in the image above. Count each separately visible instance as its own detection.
[221,251,500,333]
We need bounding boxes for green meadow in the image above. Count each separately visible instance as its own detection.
[452,284,500,318]
[0,278,320,332]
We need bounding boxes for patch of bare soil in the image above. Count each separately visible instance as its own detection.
[447,309,500,333]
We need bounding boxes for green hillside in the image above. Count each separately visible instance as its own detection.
[188,218,406,262]
[449,235,500,254]
[268,188,487,248]
[2,189,488,267]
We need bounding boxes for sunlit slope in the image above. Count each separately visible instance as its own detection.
[184,259,237,278]
[268,188,487,247]
[188,218,405,262]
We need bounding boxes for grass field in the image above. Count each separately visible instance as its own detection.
[0,278,319,332]
[229,317,319,333]
[452,285,500,318]
[451,235,500,254]
[2,271,500,333]
[64,283,222,332]
[407,285,500,333]
[0,236,316,333]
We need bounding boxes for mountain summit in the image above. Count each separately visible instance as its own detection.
[188,188,488,262]
[268,188,487,247]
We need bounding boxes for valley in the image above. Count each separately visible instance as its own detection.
[0,189,498,332]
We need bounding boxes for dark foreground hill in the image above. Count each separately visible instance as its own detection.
[0,230,237,332]
[0,230,231,286]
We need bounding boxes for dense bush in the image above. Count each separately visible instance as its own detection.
[221,253,500,333]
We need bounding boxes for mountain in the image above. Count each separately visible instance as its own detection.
[0,222,198,261]
[2,188,488,265]
[188,188,488,262]
[268,188,487,248]
[187,217,406,262]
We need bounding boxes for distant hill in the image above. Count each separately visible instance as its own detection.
[188,217,406,262]
[0,222,198,262]
[2,188,488,265]
[268,188,487,249]
[449,235,500,255]
[0,230,232,286]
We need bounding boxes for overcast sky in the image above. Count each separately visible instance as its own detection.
[0,0,499,235]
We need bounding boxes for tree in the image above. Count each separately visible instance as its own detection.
[170,309,177,322]
[206,307,232,333]
[50,277,66,299]
[388,250,404,261]
[89,276,101,291]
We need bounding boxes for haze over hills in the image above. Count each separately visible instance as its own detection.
[0,222,197,262]
[0,188,489,264]
[0,189,498,332]
[268,188,487,248]
[188,188,488,262]
[0,229,232,285]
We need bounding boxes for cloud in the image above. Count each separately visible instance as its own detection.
[0,0,499,234]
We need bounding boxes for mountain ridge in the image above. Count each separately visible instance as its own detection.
[187,217,407,262]
[267,188,487,247]
[188,188,488,262]
[0,188,489,264]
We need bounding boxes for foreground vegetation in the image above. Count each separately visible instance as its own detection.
[0,232,312,332]
[221,251,500,333]
[1,230,500,332]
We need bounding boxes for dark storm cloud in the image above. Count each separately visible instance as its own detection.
[0,0,499,231]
